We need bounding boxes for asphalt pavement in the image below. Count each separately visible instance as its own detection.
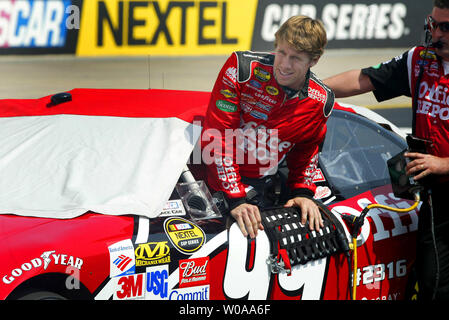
[0,48,412,128]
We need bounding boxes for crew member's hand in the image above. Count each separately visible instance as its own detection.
[284,197,323,231]
[230,203,264,239]
[405,152,449,180]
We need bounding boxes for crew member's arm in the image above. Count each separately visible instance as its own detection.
[405,153,449,180]
[324,49,412,100]
[323,69,375,98]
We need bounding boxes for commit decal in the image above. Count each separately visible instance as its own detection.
[76,0,258,56]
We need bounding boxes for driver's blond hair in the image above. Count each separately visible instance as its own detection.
[274,15,327,61]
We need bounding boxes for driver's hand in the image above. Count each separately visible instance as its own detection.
[230,203,264,239]
[284,197,323,231]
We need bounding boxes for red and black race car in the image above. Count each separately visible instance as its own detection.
[0,89,417,300]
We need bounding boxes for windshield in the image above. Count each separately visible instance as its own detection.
[319,110,407,199]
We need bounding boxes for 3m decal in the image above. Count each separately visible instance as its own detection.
[164,217,205,254]
[77,0,258,56]
[114,273,144,300]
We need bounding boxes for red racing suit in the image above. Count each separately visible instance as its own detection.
[362,46,449,299]
[362,45,449,183]
[201,51,334,208]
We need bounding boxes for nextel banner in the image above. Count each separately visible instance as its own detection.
[0,0,435,56]
[76,0,257,56]
[252,0,433,51]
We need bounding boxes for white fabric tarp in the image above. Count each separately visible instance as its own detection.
[0,114,201,219]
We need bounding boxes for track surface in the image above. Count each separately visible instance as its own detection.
[0,48,412,127]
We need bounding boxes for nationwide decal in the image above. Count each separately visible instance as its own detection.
[164,217,206,254]
[179,257,209,288]
[0,0,73,48]
[108,239,136,277]
[2,250,83,285]
[134,241,171,267]
[77,0,258,56]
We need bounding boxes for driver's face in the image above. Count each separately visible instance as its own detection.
[273,40,318,90]
[431,7,449,61]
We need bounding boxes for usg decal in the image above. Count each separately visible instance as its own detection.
[163,217,205,254]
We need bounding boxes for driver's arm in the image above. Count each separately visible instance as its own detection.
[201,53,263,238]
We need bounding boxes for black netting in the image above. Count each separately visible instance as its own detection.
[261,205,348,267]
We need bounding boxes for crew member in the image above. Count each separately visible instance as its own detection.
[323,0,449,300]
[201,16,334,239]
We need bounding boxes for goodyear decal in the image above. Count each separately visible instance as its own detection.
[77,0,258,56]
[0,0,73,48]
[164,217,205,254]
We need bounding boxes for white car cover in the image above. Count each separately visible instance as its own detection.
[0,90,203,219]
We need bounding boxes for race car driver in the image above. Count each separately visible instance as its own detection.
[323,0,449,300]
[201,16,334,239]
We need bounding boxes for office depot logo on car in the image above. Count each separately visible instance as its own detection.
[179,257,209,288]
